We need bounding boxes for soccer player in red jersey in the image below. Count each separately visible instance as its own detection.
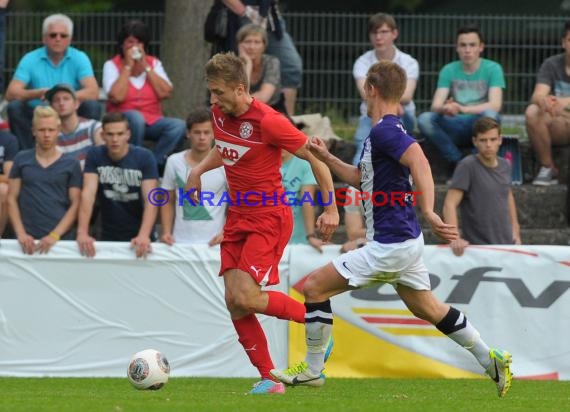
[185,52,339,394]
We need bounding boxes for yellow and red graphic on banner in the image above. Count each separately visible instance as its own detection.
[288,288,481,379]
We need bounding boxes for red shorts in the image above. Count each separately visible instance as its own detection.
[219,207,293,286]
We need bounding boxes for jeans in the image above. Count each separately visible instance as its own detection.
[352,112,416,165]
[264,17,303,88]
[7,99,103,150]
[122,110,185,170]
[417,110,501,163]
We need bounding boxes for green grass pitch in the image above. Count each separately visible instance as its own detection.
[1,377,568,412]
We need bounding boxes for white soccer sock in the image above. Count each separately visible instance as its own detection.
[305,321,332,374]
[436,307,491,369]
[304,301,333,374]
[448,321,491,369]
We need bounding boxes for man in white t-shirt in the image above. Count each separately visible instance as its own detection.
[352,12,419,165]
[160,108,227,245]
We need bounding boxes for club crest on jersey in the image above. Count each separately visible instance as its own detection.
[239,122,253,139]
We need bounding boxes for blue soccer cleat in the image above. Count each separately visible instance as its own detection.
[248,379,285,394]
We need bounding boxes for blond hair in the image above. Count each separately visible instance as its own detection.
[365,60,406,103]
[236,24,268,46]
[32,106,61,128]
[205,52,249,91]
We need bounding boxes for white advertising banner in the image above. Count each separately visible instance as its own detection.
[0,240,288,377]
[289,244,570,380]
[1,241,569,379]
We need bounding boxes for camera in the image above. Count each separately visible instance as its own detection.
[132,46,142,61]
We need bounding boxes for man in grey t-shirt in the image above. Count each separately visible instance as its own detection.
[443,117,521,256]
[525,21,570,186]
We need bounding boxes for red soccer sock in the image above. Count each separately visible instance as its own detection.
[232,314,275,380]
[264,290,306,323]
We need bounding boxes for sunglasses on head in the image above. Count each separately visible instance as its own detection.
[48,32,69,39]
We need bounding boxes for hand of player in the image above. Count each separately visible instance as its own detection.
[77,232,97,257]
[131,235,152,259]
[184,172,202,204]
[423,211,458,242]
[450,238,469,256]
[315,208,339,243]
[307,136,331,163]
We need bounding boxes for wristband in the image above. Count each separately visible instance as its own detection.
[306,233,317,240]
[49,231,60,241]
[144,66,152,73]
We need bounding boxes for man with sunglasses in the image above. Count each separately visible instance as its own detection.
[5,13,101,151]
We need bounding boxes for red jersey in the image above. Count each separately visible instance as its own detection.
[211,99,307,213]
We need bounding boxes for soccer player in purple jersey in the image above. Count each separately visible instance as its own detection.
[271,60,513,398]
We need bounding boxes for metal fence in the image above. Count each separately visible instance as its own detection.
[287,13,570,119]
[4,11,569,119]
[4,11,164,90]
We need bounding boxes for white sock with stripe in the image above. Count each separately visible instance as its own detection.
[436,306,491,369]
[304,300,333,374]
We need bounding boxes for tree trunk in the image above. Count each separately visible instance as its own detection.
[162,0,213,118]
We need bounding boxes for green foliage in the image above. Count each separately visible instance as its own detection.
[0,377,568,412]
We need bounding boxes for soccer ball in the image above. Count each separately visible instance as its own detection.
[127,349,170,390]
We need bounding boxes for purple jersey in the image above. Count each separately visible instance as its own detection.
[359,114,421,243]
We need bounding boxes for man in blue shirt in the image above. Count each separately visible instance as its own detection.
[271,60,513,399]
[76,111,158,258]
[5,13,101,150]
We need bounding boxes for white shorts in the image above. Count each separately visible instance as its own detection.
[332,233,430,290]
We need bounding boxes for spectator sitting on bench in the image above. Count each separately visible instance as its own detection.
[47,84,103,169]
[418,24,505,179]
[103,19,185,175]
[5,13,102,151]
[525,20,570,186]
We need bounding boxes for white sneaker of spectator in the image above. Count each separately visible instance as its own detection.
[532,166,558,186]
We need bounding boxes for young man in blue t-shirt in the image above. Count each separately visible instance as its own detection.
[7,106,82,253]
[76,111,158,258]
